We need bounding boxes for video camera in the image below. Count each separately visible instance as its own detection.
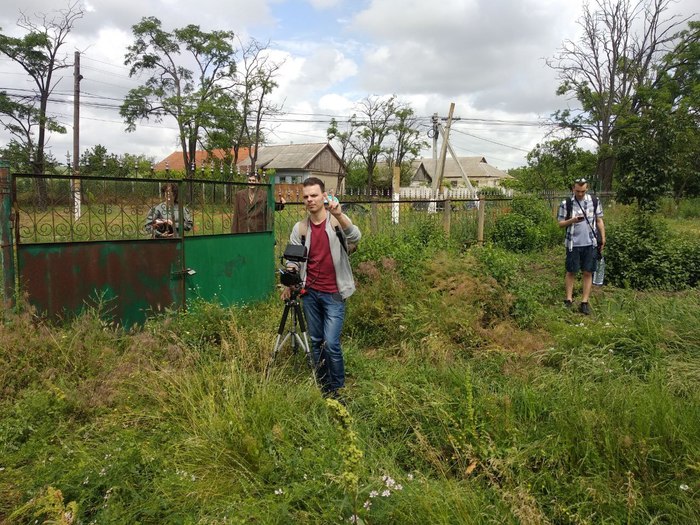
[279,243,307,288]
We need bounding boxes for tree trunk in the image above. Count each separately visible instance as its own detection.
[597,155,615,192]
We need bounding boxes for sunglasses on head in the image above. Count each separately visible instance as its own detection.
[574,178,588,184]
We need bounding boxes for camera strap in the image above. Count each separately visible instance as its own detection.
[297,216,350,255]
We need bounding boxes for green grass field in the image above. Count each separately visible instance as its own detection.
[1,207,698,524]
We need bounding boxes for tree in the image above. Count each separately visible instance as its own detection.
[121,17,237,178]
[201,38,282,179]
[348,95,398,188]
[0,92,65,170]
[0,1,83,207]
[616,21,700,209]
[388,103,427,183]
[548,0,689,191]
[514,138,597,192]
[327,117,355,189]
[235,38,283,175]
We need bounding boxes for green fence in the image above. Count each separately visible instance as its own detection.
[4,173,276,326]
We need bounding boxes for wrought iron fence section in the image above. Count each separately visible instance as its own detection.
[14,175,163,243]
[183,180,253,236]
[13,174,271,243]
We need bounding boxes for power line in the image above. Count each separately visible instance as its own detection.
[451,127,531,153]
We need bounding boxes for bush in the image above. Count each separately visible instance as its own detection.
[606,213,700,290]
[659,197,700,219]
[490,195,561,252]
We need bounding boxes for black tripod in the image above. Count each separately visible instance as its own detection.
[267,287,316,383]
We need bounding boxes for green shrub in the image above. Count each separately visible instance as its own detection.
[490,195,561,252]
[474,245,518,286]
[606,213,700,290]
[353,216,449,278]
[491,214,543,252]
[658,197,700,219]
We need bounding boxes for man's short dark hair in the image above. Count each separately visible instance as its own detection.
[303,177,325,192]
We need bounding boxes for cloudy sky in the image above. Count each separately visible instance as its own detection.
[0,0,696,171]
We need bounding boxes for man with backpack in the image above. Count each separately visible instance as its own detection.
[282,177,361,398]
[557,178,606,315]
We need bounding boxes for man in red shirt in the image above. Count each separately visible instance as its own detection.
[282,177,361,398]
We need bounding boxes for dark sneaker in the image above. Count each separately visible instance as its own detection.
[579,302,591,315]
[563,299,573,308]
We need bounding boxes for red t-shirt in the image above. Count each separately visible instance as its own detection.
[305,219,338,293]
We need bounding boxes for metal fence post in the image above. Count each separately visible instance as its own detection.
[0,160,16,310]
[477,194,486,245]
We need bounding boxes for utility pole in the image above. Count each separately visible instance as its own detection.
[72,50,82,220]
[431,112,439,179]
[431,103,454,199]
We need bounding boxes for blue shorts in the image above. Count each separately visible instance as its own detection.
[566,245,597,273]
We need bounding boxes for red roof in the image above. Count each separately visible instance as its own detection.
[153,148,252,172]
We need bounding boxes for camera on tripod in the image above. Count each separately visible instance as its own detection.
[279,243,307,288]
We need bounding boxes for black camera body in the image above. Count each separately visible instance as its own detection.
[279,243,308,288]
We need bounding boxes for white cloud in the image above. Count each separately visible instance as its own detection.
[307,0,342,8]
[1,0,697,168]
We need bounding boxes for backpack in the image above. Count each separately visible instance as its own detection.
[565,195,598,221]
[297,216,357,256]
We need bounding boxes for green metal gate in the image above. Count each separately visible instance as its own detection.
[5,173,275,326]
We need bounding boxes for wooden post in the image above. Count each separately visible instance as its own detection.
[72,51,82,220]
[371,197,378,234]
[443,198,451,235]
[392,166,400,224]
[477,194,485,245]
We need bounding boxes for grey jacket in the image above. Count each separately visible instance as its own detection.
[145,202,193,237]
[287,214,361,299]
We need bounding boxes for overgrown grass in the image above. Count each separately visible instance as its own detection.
[1,218,699,523]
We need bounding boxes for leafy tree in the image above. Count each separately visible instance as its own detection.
[512,138,596,192]
[0,1,83,206]
[79,145,155,178]
[387,104,428,185]
[0,139,36,173]
[239,39,282,175]
[616,21,700,210]
[202,37,282,179]
[548,0,688,191]
[348,95,398,188]
[0,93,65,170]
[121,17,237,178]
[327,117,355,189]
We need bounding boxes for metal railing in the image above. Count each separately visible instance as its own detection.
[12,174,272,243]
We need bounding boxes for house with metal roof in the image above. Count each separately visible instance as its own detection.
[237,143,345,192]
[410,156,513,188]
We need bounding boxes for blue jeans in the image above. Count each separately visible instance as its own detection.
[302,288,346,393]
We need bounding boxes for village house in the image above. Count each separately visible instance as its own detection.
[410,156,513,189]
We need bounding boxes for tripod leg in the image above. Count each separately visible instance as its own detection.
[293,302,318,385]
[266,303,292,379]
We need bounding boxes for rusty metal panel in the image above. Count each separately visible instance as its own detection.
[17,240,183,326]
[184,232,275,306]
